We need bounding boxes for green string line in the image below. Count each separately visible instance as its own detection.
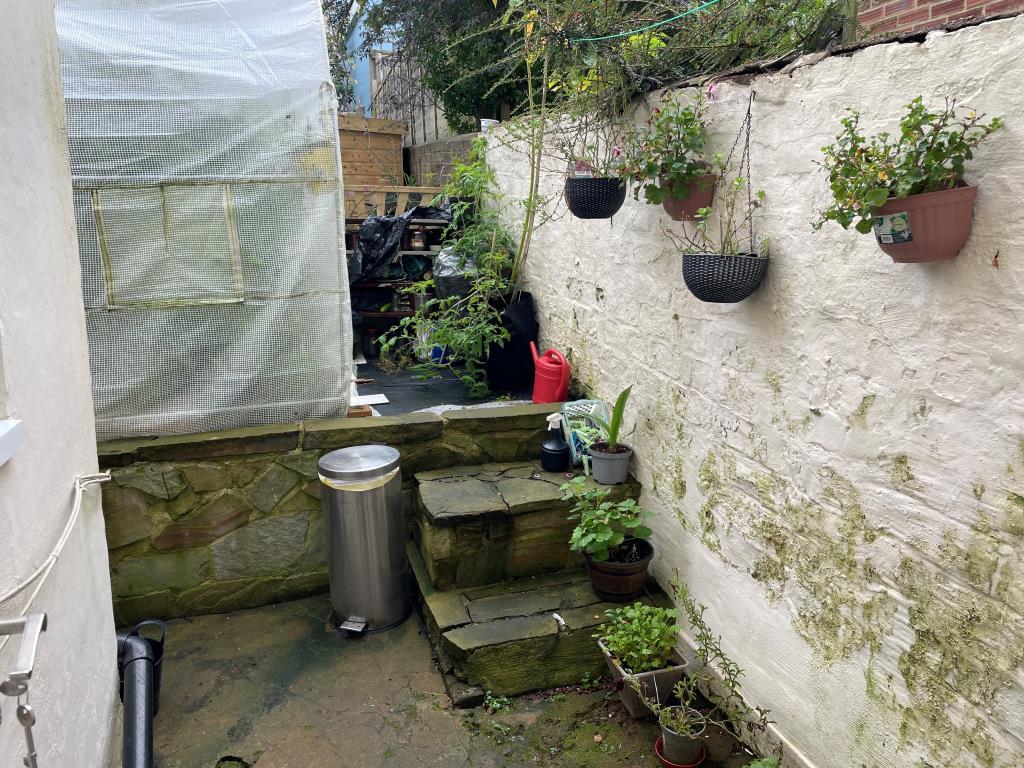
[568,0,725,43]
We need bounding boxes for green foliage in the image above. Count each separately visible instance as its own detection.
[664,153,765,257]
[322,0,359,107]
[484,691,513,712]
[378,139,518,397]
[590,385,632,450]
[360,0,526,131]
[619,94,710,205]
[597,602,678,673]
[816,97,1002,234]
[625,581,771,738]
[562,477,652,561]
[746,759,781,768]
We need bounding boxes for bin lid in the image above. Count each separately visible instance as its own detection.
[318,445,401,482]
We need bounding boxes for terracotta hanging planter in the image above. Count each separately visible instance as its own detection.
[660,173,717,221]
[565,177,627,219]
[871,184,977,263]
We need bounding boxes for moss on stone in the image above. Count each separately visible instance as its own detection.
[889,455,916,487]
[849,393,876,428]
[894,556,1024,767]
[1004,492,1024,537]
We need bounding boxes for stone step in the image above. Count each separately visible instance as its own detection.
[413,462,640,590]
[409,543,668,698]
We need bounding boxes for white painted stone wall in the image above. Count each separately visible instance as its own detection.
[491,16,1024,768]
[0,4,117,767]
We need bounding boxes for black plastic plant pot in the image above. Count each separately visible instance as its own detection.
[565,177,627,219]
[681,252,768,303]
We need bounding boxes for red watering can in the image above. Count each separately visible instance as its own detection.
[530,341,569,403]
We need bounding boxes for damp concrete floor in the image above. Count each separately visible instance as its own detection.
[155,594,756,768]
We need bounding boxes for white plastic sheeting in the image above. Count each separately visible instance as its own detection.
[55,0,352,440]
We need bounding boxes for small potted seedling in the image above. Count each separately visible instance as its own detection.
[596,602,687,718]
[640,582,772,767]
[815,97,1001,263]
[563,477,653,601]
[589,385,634,485]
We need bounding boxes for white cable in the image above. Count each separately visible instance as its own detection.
[0,473,110,656]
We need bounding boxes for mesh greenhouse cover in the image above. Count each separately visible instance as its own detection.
[55,0,352,440]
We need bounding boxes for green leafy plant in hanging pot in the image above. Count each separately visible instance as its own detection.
[619,93,714,220]
[596,602,688,719]
[665,152,768,304]
[562,476,653,601]
[815,96,1001,263]
[549,64,630,220]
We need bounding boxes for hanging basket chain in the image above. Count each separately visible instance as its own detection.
[720,93,756,253]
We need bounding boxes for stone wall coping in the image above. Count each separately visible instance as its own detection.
[98,403,561,467]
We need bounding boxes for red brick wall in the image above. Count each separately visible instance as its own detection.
[857,0,1024,36]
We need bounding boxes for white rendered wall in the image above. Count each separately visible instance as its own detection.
[0,4,117,767]
[491,16,1024,768]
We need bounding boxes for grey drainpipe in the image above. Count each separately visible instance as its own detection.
[117,633,155,768]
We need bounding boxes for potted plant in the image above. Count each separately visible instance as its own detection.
[596,602,687,718]
[588,385,634,484]
[379,138,536,397]
[640,583,772,767]
[815,97,1001,263]
[562,476,653,601]
[548,65,629,220]
[665,153,768,304]
[619,93,715,220]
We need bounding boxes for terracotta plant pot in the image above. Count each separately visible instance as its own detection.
[597,639,688,718]
[655,736,707,768]
[585,538,653,601]
[872,184,977,263]
[589,442,632,484]
[660,174,717,221]
[565,177,627,219]
[660,707,707,765]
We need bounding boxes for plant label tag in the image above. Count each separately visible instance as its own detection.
[873,212,912,244]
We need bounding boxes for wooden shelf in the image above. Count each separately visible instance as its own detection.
[360,310,415,319]
[353,279,413,289]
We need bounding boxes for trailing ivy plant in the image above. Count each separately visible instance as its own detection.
[562,477,652,562]
[815,97,1001,234]
[619,93,710,204]
[597,601,678,673]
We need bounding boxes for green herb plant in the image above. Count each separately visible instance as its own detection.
[636,581,771,739]
[746,759,781,768]
[815,97,1001,234]
[597,602,678,673]
[664,154,765,257]
[562,476,652,562]
[619,93,711,205]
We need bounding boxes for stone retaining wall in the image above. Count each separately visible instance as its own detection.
[99,404,553,625]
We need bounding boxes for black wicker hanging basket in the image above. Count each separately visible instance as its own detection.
[682,252,768,303]
[565,177,627,219]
